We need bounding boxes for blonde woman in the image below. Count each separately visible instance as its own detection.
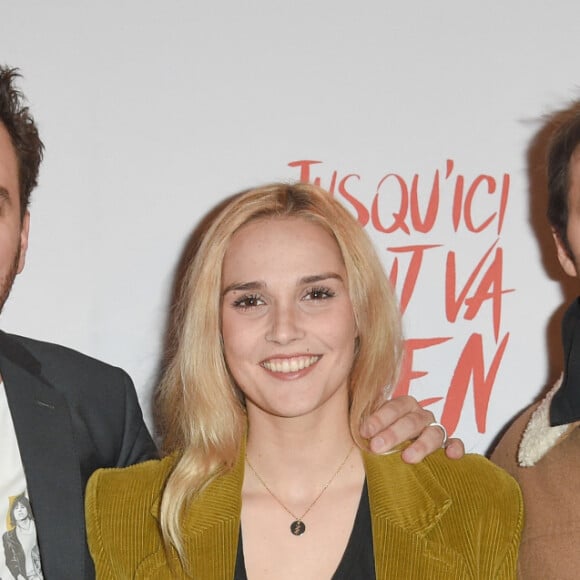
[86,183,522,579]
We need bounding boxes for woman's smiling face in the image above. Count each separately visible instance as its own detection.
[221,217,358,422]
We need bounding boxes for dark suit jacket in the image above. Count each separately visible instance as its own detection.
[0,331,158,580]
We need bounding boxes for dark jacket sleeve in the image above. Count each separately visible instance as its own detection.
[116,369,158,466]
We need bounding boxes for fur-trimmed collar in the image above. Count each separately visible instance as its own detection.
[518,376,578,466]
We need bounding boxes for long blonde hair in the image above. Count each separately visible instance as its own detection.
[156,182,403,560]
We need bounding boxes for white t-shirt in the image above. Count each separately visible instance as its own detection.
[0,382,44,580]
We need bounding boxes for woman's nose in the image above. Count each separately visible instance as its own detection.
[265,303,305,344]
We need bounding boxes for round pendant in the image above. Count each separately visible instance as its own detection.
[290,520,306,535]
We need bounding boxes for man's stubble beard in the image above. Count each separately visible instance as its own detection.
[0,244,21,316]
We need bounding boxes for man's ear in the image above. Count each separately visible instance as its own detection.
[553,229,578,277]
[17,210,30,274]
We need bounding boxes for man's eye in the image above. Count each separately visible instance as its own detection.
[232,294,264,309]
[304,286,335,301]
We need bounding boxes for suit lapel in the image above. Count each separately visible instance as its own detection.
[140,446,245,579]
[364,450,466,578]
[0,332,87,579]
[181,447,244,579]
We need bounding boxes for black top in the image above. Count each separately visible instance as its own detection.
[551,297,580,425]
[234,480,376,579]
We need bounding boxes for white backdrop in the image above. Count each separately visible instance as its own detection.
[1,1,577,453]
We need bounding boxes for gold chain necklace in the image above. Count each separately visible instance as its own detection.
[245,444,354,536]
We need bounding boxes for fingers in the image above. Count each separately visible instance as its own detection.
[399,434,465,463]
[362,395,436,454]
[443,437,465,460]
[399,422,450,463]
[400,434,465,463]
[361,395,466,463]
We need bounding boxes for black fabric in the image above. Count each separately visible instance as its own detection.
[551,298,580,425]
[234,479,375,579]
[331,480,376,580]
[0,331,158,580]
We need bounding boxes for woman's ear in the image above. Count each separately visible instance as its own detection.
[553,229,578,278]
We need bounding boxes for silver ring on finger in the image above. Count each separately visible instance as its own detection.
[428,421,448,447]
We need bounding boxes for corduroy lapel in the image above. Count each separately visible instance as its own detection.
[183,456,244,579]
[143,444,245,579]
[364,450,466,578]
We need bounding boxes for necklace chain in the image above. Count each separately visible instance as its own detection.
[245,444,354,536]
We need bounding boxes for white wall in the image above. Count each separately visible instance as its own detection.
[1,1,577,452]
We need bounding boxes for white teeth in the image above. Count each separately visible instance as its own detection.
[262,356,320,373]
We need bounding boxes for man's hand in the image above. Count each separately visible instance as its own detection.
[360,395,465,463]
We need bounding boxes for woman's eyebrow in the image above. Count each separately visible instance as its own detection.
[222,273,344,296]
[300,272,343,285]
[222,280,265,295]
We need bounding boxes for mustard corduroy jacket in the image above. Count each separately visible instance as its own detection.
[86,448,522,579]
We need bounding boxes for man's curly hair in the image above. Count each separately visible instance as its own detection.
[0,66,44,218]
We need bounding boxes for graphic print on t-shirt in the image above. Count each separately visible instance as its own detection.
[0,382,44,580]
[1,491,43,580]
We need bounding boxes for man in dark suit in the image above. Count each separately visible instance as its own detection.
[0,333,158,579]
[0,66,158,579]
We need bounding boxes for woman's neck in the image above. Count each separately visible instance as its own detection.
[244,405,359,491]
